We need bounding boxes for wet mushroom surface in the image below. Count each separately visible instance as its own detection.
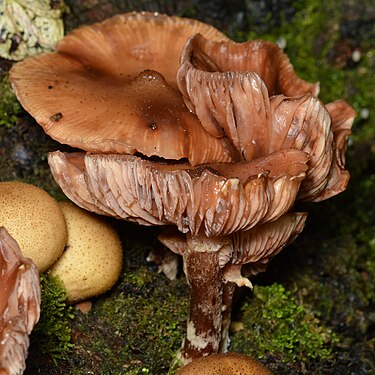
[10,12,235,165]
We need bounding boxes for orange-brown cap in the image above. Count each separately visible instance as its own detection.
[48,149,308,236]
[176,352,272,374]
[0,227,41,374]
[10,12,235,165]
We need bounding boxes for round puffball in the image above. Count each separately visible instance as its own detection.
[0,181,68,271]
[49,202,123,303]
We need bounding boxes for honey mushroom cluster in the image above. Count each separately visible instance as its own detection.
[9,11,355,366]
[0,181,123,303]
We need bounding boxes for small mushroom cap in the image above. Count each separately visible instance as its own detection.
[49,202,123,303]
[48,149,308,236]
[10,12,235,165]
[0,181,68,271]
[0,227,41,375]
[176,353,272,374]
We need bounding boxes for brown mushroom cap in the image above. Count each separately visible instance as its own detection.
[0,227,41,375]
[10,12,236,165]
[48,149,308,236]
[56,12,228,89]
[0,181,68,271]
[176,352,272,374]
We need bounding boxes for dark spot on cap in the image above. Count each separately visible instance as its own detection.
[48,85,54,89]
[149,122,157,130]
[50,112,63,122]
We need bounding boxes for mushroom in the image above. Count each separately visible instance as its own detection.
[176,353,272,375]
[0,181,68,271]
[49,202,123,303]
[9,11,236,166]
[9,12,355,364]
[177,33,356,201]
[0,227,41,375]
[158,212,307,359]
[47,149,308,233]
[46,149,308,359]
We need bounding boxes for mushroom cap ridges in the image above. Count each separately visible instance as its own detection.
[0,181,67,271]
[178,33,319,101]
[48,150,308,237]
[49,202,123,303]
[176,353,272,374]
[177,33,354,201]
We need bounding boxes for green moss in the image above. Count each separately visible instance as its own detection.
[124,369,150,375]
[30,274,74,363]
[0,74,23,127]
[69,266,188,374]
[231,284,338,363]
[291,233,375,337]
[243,0,375,142]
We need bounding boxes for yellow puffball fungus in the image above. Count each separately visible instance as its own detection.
[0,181,68,271]
[50,202,123,303]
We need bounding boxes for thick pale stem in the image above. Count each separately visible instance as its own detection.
[180,235,226,363]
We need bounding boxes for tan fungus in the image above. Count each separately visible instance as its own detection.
[0,181,67,271]
[49,202,123,303]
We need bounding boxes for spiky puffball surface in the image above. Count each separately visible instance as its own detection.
[50,202,123,303]
[0,181,67,271]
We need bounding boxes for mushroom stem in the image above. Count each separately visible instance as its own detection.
[219,280,237,353]
[181,235,230,363]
